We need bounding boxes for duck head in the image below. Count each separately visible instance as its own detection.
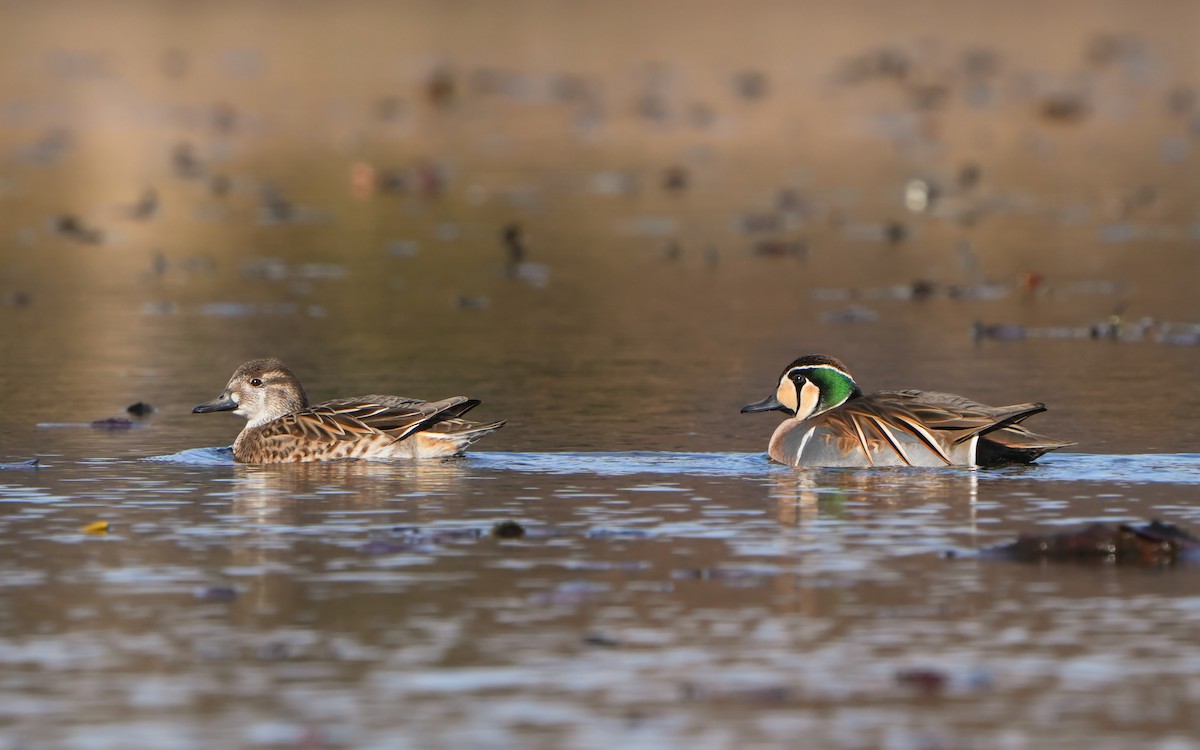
[193,358,309,428]
[741,354,862,420]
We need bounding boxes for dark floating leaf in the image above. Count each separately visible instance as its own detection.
[984,521,1200,565]
[491,520,526,539]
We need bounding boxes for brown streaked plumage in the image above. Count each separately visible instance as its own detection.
[741,354,1073,468]
[193,358,505,463]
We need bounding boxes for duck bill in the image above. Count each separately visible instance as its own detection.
[740,393,788,414]
[193,393,237,414]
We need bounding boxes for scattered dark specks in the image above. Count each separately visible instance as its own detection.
[193,585,238,603]
[126,402,156,417]
[491,520,526,539]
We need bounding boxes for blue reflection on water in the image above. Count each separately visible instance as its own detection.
[146,449,1200,484]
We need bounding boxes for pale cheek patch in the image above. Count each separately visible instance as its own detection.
[776,377,799,413]
[797,380,821,419]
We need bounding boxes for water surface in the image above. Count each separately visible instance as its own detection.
[1,2,1200,748]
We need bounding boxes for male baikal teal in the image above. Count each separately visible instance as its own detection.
[194,358,504,463]
[741,354,1072,468]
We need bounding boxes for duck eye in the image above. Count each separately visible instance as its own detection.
[249,378,263,387]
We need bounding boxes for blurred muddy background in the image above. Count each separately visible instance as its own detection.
[0,0,1198,456]
[2,2,1200,749]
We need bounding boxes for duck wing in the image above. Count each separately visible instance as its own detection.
[811,391,1052,466]
[880,390,1048,443]
[259,395,481,444]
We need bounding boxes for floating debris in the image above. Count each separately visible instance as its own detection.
[662,165,688,193]
[972,321,1027,342]
[0,459,38,470]
[82,520,109,535]
[581,633,621,648]
[259,183,293,223]
[122,187,158,220]
[491,520,526,539]
[126,402,156,417]
[841,221,906,244]
[983,521,1199,566]
[4,291,31,308]
[53,214,104,245]
[12,129,72,165]
[90,418,136,430]
[895,668,948,696]
[193,585,239,602]
[502,223,525,264]
[172,141,203,179]
[732,70,769,100]
[681,681,794,705]
[904,178,937,213]
[1039,92,1090,123]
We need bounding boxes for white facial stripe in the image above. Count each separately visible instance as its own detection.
[797,380,821,419]
[788,364,852,380]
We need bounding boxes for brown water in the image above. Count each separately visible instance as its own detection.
[2,2,1200,748]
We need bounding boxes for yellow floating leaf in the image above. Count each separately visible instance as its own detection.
[82,520,110,534]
